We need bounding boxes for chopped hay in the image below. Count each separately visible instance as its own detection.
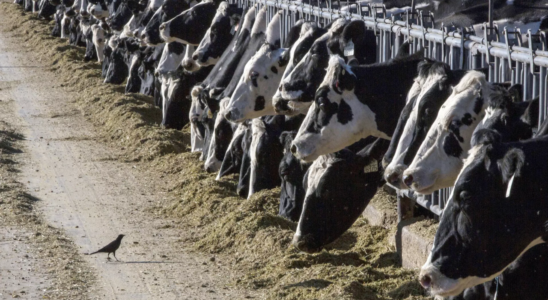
[0,3,432,299]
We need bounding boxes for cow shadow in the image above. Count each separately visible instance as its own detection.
[282,279,332,290]
[387,280,425,298]
[324,231,358,251]
[371,251,400,268]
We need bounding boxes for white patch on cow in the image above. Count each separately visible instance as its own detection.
[224,13,286,122]
[216,122,246,181]
[182,44,200,71]
[190,86,205,152]
[247,117,266,199]
[384,71,447,190]
[505,173,516,198]
[293,154,334,238]
[277,19,348,110]
[127,54,141,91]
[91,24,105,63]
[71,0,81,12]
[420,236,545,297]
[88,3,109,19]
[265,11,281,45]
[250,6,267,36]
[156,42,186,74]
[61,15,70,39]
[403,71,494,194]
[205,99,229,173]
[193,2,233,67]
[292,55,386,163]
[121,14,140,38]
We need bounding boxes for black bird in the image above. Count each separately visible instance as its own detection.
[87,234,125,261]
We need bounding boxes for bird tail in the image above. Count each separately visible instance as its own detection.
[87,251,98,255]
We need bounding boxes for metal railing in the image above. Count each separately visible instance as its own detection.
[231,0,548,217]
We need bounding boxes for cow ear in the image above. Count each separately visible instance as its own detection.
[279,49,289,67]
[342,20,366,43]
[500,148,525,183]
[507,84,523,102]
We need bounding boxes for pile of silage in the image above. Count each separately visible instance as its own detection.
[0,4,431,299]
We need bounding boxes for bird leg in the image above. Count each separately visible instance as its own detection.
[113,251,119,262]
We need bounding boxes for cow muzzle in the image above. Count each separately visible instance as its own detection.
[291,233,322,253]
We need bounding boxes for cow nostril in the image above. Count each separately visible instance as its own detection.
[419,274,432,289]
[403,174,414,188]
[387,172,400,186]
[290,144,297,155]
[159,24,165,31]
[192,54,198,61]
[225,111,232,120]
[278,85,282,91]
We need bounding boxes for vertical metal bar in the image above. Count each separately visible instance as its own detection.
[540,67,547,127]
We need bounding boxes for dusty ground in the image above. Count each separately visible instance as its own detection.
[0,2,432,300]
[0,6,256,300]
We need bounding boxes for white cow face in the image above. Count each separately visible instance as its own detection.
[224,44,287,123]
[189,85,206,153]
[291,56,386,163]
[402,71,498,194]
[91,24,106,63]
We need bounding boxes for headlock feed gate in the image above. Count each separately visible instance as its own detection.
[229,0,548,218]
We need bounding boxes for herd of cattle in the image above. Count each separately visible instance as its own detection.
[11,0,548,298]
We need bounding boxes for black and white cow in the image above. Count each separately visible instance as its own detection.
[38,0,57,20]
[142,0,197,46]
[471,92,538,147]
[383,60,471,190]
[51,5,65,37]
[270,21,327,115]
[159,0,224,45]
[446,244,548,300]
[108,0,145,32]
[274,18,377,116]
[224,11,306,122]
[247,115,286,198]
[104,37,139,84]
[418,135,548,297]
[91,22,106,63]
[204,100,235,172]
[216,121,249,180]
[402,72,517,194]
[291,51,424,163]
[87,0,109,19]
[292,137,389,253]
[192,2,242,67]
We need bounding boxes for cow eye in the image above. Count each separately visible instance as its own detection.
[249,71,259,80]
[459,190,470,201]
[318,97,328,112]
[425,108,431,115]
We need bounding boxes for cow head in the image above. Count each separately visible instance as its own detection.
[159,1,219,45]
[292,138,387,253]
[384,61,460,190]
[181,44,200,72]
[272,21,326,116]
[402,71,496,194]
[204,98,234,172]
[192,2,242,67]
[190,85,207,152]
[291,55,385,162]
[224,12,287,122]
[142,0,195,46]
[278,130,309,222]
[472,84,537,147]
[217,122,249,180]
[248,116,284,198]
[108,1,135,32]
[418,141,548,297]
[88,0,109,19]
[91,23,106,63]
[275,19,348,116]
[155,41,186,75]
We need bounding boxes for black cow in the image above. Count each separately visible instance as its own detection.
[38,0,57,20]
[419,135,548,297]
[278,130,310,222]
[51,6,65,37]
[447,244,548,300]
[292,137,389,253]
[217,121,249,180]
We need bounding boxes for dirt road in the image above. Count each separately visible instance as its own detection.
[0,17,255,300]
